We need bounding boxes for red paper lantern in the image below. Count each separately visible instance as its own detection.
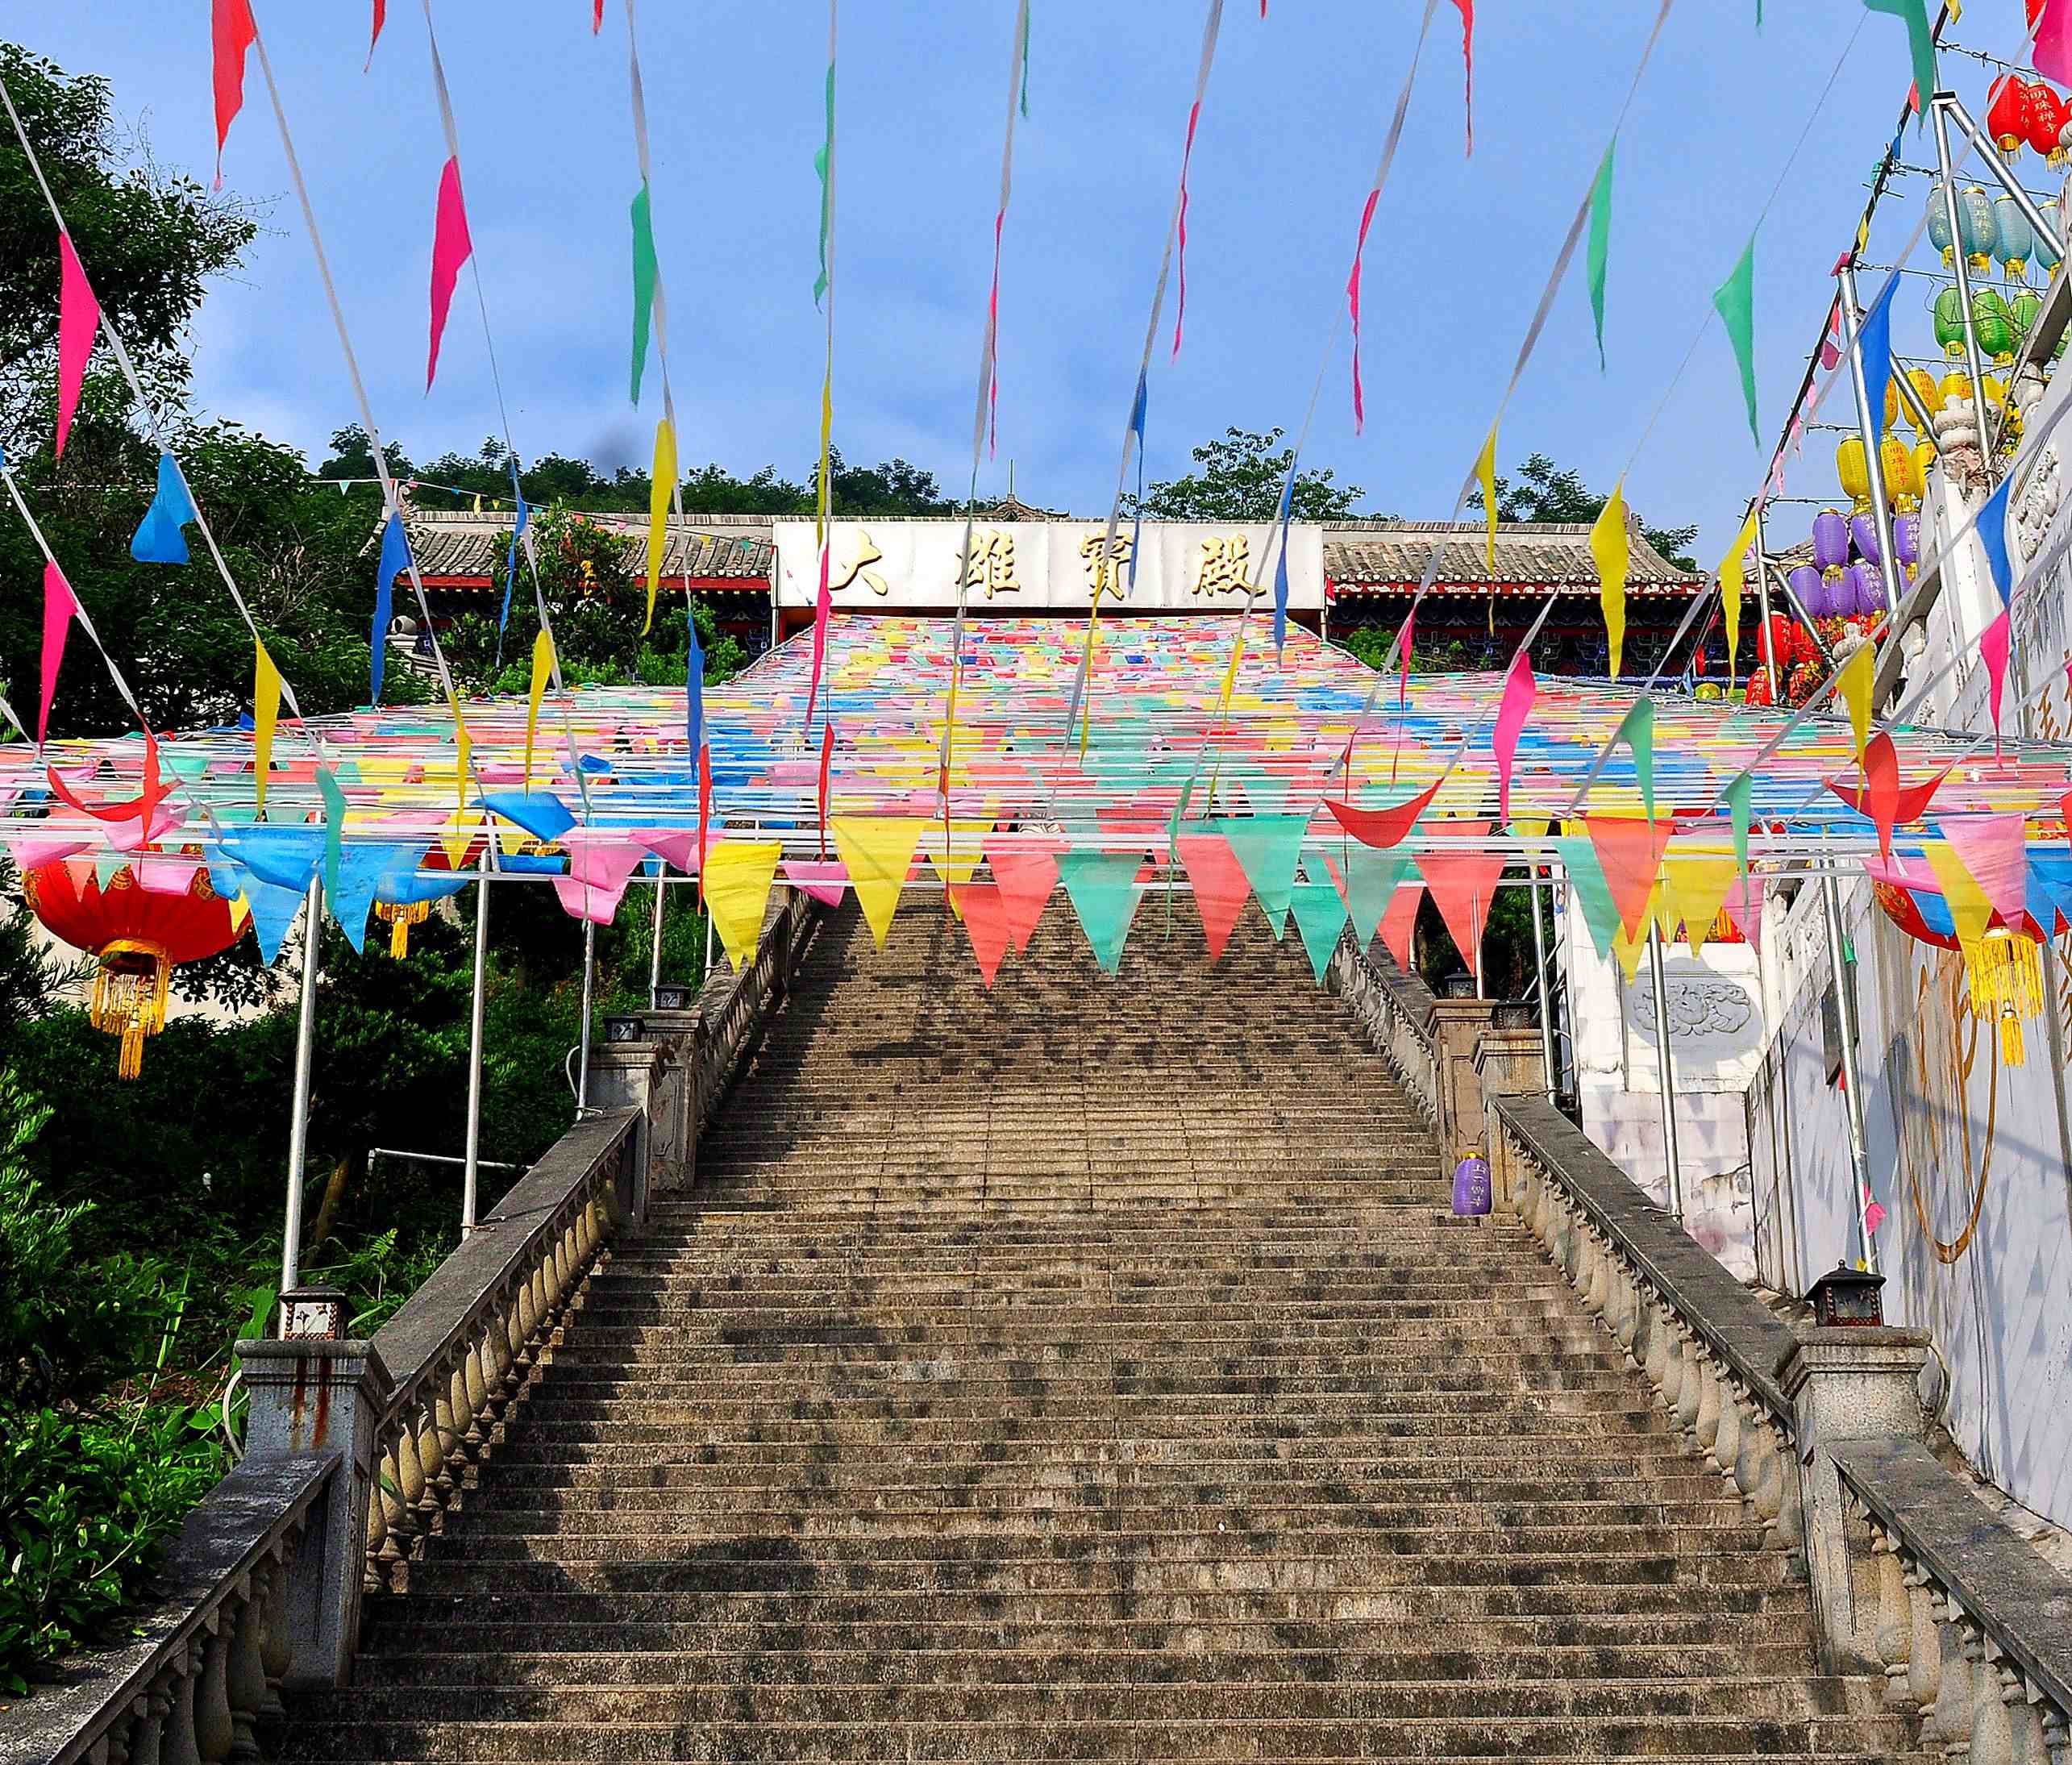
[1991,73,2032,152]
[2027,84,2067,158]
[1755,613,1794,665]
[1870,880,1962,951]
[22,859,239,1078]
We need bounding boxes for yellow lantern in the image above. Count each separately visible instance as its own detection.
[1837,435,1871,510]
[1913,439,1937,489]
[1941,369,1974,410]
[1881,433,1918,510]
[1907,367,1941,437]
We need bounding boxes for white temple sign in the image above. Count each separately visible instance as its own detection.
[772,519,1325,614]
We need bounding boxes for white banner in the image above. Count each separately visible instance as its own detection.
[772,518,1325,614]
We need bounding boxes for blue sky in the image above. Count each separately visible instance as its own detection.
[19,3,2027,561]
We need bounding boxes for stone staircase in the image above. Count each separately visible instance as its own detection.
[288,900,1928,1762]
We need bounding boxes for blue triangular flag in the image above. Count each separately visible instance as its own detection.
[330,842,426,954]
[1858,273,1899,455]
[1978,475,2014,606]
[372,512,410,702]
[131,452,198,564]
[497,462,528,655]
[242,876,309,966]
[477,789,576,843]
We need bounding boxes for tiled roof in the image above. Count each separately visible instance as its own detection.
[1321,520,1702,597]
[397,510,774,585]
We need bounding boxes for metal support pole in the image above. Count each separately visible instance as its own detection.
[1940,96,2069,268]
[704,899,715,979]
[461,851,489,1237]
[1820,869,1878,1274]
[576,918,597,1114]
[648,868,667,999]
[1753,503,1782,700]
[1529,870,1558,1104]
[281,876,323,1299]
[1767,562,1837,663]
[1932,98,2000,477]
[1836,261,1908,618]
[1645,923,1685,1222]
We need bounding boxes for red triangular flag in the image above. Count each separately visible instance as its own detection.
[1824,731,1949,861]
[1584,813,1675,941]
[959,881,1012,987]
[988,843,1058,953]
[365,0,386,69]
[1325,772,1446,849]
[1176,832,1250,962]
[1379,878,1424,969]
[211,0,257,188]
[55,234,98,461]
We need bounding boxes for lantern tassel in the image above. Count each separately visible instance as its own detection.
[1961,930,2043,1068]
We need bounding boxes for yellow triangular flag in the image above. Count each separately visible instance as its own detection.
[1924,841,1995,947]
[524,630,554,790]
[472,493,483,515]
[1475,423,1500,575]
[252,641,282,817]
[643,417,677,635]
[704,839,784,970]
[1720,508,1759,687]
[922,820,998,892]
[832,816,926,948]
[1837,642,1874,761]
[443,691,475,868]
[1663,847,1737,957]
[1591,484,1630,678]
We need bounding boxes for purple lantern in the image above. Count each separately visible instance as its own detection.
[1452,1156,1492,1218]
[1812,508,1850,572]
[1893,512,1920,570]
[1852,560,1889,615]
[1849,513,1883,567]
[1789,562,1829,618]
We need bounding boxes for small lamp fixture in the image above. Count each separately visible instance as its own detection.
[603,1014,647,1045]
[1440,969,1476,1000]
[1808,1262,1886,1329]
[277,1285,347,1342]
[651,982,693,1012]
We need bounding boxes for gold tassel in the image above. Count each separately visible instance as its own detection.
[90,941,171,1081]
[1960,929,2043,1068]
[373,898,431,958]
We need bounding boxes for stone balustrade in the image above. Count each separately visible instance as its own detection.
[1,1457,333,1765]
[1327,936,1442,1136]
[1831,1437,2072,1765]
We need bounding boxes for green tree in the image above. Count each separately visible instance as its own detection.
[1469,451,1699,571]
[1134,427,1375,522]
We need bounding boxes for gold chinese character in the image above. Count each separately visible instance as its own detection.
[1080,531,1134,603]
[827,529,888,596]
[954,529,1020,599]
[1194,535,1254,597]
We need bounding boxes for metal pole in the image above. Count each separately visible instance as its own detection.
[648,868,666,1000]
[1820,870,1878,1274]
[1645,923,1685,1222]
[704,899,715,979]
[461,851,489,1237]
[1941,96,2069,268]
[1836,260,1907,618]
[1530,870,1558,1104]
[1931,98,2000,477]
[576,918,597,1113]
[1753,502,1782,700]
[1767,562,1837,663]
[281,876,323,1298]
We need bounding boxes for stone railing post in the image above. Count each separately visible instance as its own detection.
[584,1036,668,1203]
[1778,1327,1932,1675]
[232,1308,393,1690]
[1428,997,1497,1168]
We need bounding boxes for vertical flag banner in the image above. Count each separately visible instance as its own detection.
[1591,483,1630,676]
[1863,0,1937,123]
[131,452,198,564]
[1981,609,2012,752]
[1858,272,1898,452]
[1492,651,1536,825]
[365,0,387,69]
[643,417,676,635]
[211,0,256,185]
[811,44,835,307]
[426,156,473,390]
[1475,424,1499,573]
[1719,506,1759,683]
[371,510,409,706]
[1725,770,1754,875]
[1348,189,1381,433]
[56,233,98,460]
[1838,641,1875,761]
[252,642,282,816]
[1587,139,1616,369]
[1615,693,1656,822]
[1449,0,1475,152]
[525,629,555,788]
[1714,231,1759,445]
[2039,0,2072,85]
[38,561,77,746]
[1170,100,1204,359]
[1977,474,2014,606]
[629,181,657,404]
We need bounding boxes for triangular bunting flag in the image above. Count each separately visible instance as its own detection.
[1418,843,1507,987]
[1217,814,1309,937]
[1584,813,1675,941]
[1662,846,1738,957]
[988,842,1059,952]
[1553,835,1623,962]
[959,880,1012,987]
[1938,814,2030,927]
[703,839,784,970]
[781,859,847,906]
[832,816,926,949]
[1288,877,1350,984]
[1175,831,1251,961]
[1338,847,1409,950]
[1055,850,1144,976]
[1379,876,1424,970]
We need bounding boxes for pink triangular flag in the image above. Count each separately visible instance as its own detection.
[1175,832,1250,962]
[1379,879,1424,970]
[426,156,473,391]
[959,880,1012,987]
[1939,812,2031,928]
[1722,868,1765,952]
[1492,651,1536,825]
[988,843,1059,953]
[56,233,98,460]
[635,829,702,873]
[39,561,77,746]
[781,859,847,907]
[1418,845,1508,985]
[1981,609,2012,756]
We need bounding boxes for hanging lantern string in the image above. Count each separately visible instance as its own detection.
[0,69,335,770]
[243,2,493,815]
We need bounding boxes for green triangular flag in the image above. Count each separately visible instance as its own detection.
[316,764,347,907]
[1214,814,1310,939]
[1341,848,1410,949]
[1863,0,1935,132]
[94,851,125,890]
[1289,879,1350,984]
[1713,231,1759,446]
[1554,835,1623,963]
[630,181,658,406]
[1615,693,1657,822]
[1238,772,1292,814]
[1587,138,1616,372]
[1055,851,1144,976]
[1725,770,1754,875]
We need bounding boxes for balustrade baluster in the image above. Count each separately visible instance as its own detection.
[224,1580,268,1760]
[193,1625,234,1765]
[1970,1624,2016,1765]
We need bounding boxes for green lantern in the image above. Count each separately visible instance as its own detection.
[1934,285,1969,360]
[2012,286,2044,347]
[1974,288,2016,362]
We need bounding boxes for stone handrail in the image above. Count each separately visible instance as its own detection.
[686,886,816,1143]
[1487,1092,1805,1559]
[1327,936,1441,1130]
[1830,1436,2072,1764]
[0,1455,333,1765]
[360,1108,638,1592]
